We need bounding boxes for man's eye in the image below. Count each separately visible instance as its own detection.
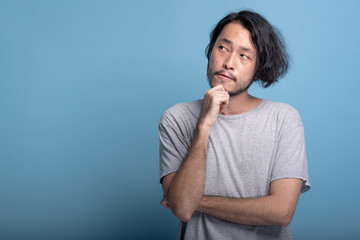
[240,54,249,59]
[219,46,226,51]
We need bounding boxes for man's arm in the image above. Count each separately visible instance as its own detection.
[197,178,303,226]
[161,85,229,222]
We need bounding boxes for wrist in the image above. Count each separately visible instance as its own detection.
[190,122,211,147]
[197,196,213,213]
[196,123,212,138]
[196,120,213,132]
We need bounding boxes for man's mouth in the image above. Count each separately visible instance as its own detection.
[215,72,236,82]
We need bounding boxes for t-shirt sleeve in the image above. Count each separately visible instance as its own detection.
[270,107,311,193]
[159,121,189,183]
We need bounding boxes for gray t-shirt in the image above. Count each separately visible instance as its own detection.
[159,99,310,240]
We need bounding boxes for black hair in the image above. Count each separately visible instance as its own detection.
[205,10,289,88]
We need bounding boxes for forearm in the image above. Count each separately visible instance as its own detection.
[197,195,296,226]
[166,124,211,222]
[163,85,230,221]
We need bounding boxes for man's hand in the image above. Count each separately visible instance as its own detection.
[160,85,229,222]
[160,197,170,210]
[198,85,229,128]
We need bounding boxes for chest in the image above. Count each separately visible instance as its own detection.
[204,117,280,198]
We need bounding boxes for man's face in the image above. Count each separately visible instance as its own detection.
[207,22,257,97]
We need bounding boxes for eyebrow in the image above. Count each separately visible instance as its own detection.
[219,38,255,56]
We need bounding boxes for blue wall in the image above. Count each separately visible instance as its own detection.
[1,0,359,239]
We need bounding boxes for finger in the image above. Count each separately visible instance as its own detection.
[219,95,230,113]
[215,93,230,103]
[220,102,228,113]
[160,198,170,209]
[204,90,229,101]
[161,202,170,209]
[208,84,226,93]
[206,94,229,109]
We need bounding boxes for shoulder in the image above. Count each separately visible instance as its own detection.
[263,100,301,116]
[261,100,303,127]
[160,100,202,126]
[159,100,202,135]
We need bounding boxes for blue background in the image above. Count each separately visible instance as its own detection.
[1,0,359,239]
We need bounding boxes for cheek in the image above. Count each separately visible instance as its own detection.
[207,60,215,74]
[240,62,256,76]
[209,51,222,68]
[209,58,220,73]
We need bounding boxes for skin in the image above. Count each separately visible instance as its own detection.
[207,22,257,99]
[161,22,302,226]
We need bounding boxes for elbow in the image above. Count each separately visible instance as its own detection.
[172,206,193,222]
[278,216,292,226]
[174,211,192,222]
[277,209,295,226]
[169,201,193,222]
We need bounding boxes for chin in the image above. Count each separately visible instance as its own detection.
[221,82,235,91]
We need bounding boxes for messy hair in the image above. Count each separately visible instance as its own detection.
[205,10,289,87]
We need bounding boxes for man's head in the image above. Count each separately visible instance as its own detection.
[206,10,289,96]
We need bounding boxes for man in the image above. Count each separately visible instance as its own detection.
[159,10,310,239]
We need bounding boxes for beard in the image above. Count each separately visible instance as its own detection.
[207,67,253,97]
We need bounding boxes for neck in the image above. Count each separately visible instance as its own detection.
[220,91,262,115]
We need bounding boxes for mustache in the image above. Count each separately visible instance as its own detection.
[214,70,237,82]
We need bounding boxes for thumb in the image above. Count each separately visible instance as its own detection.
[220,98,230,114]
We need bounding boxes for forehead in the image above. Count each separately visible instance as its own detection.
[216,22,256,52]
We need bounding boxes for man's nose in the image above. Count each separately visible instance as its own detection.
[223,53,236,70]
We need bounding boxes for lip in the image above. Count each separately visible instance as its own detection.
[216,73,235,82]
